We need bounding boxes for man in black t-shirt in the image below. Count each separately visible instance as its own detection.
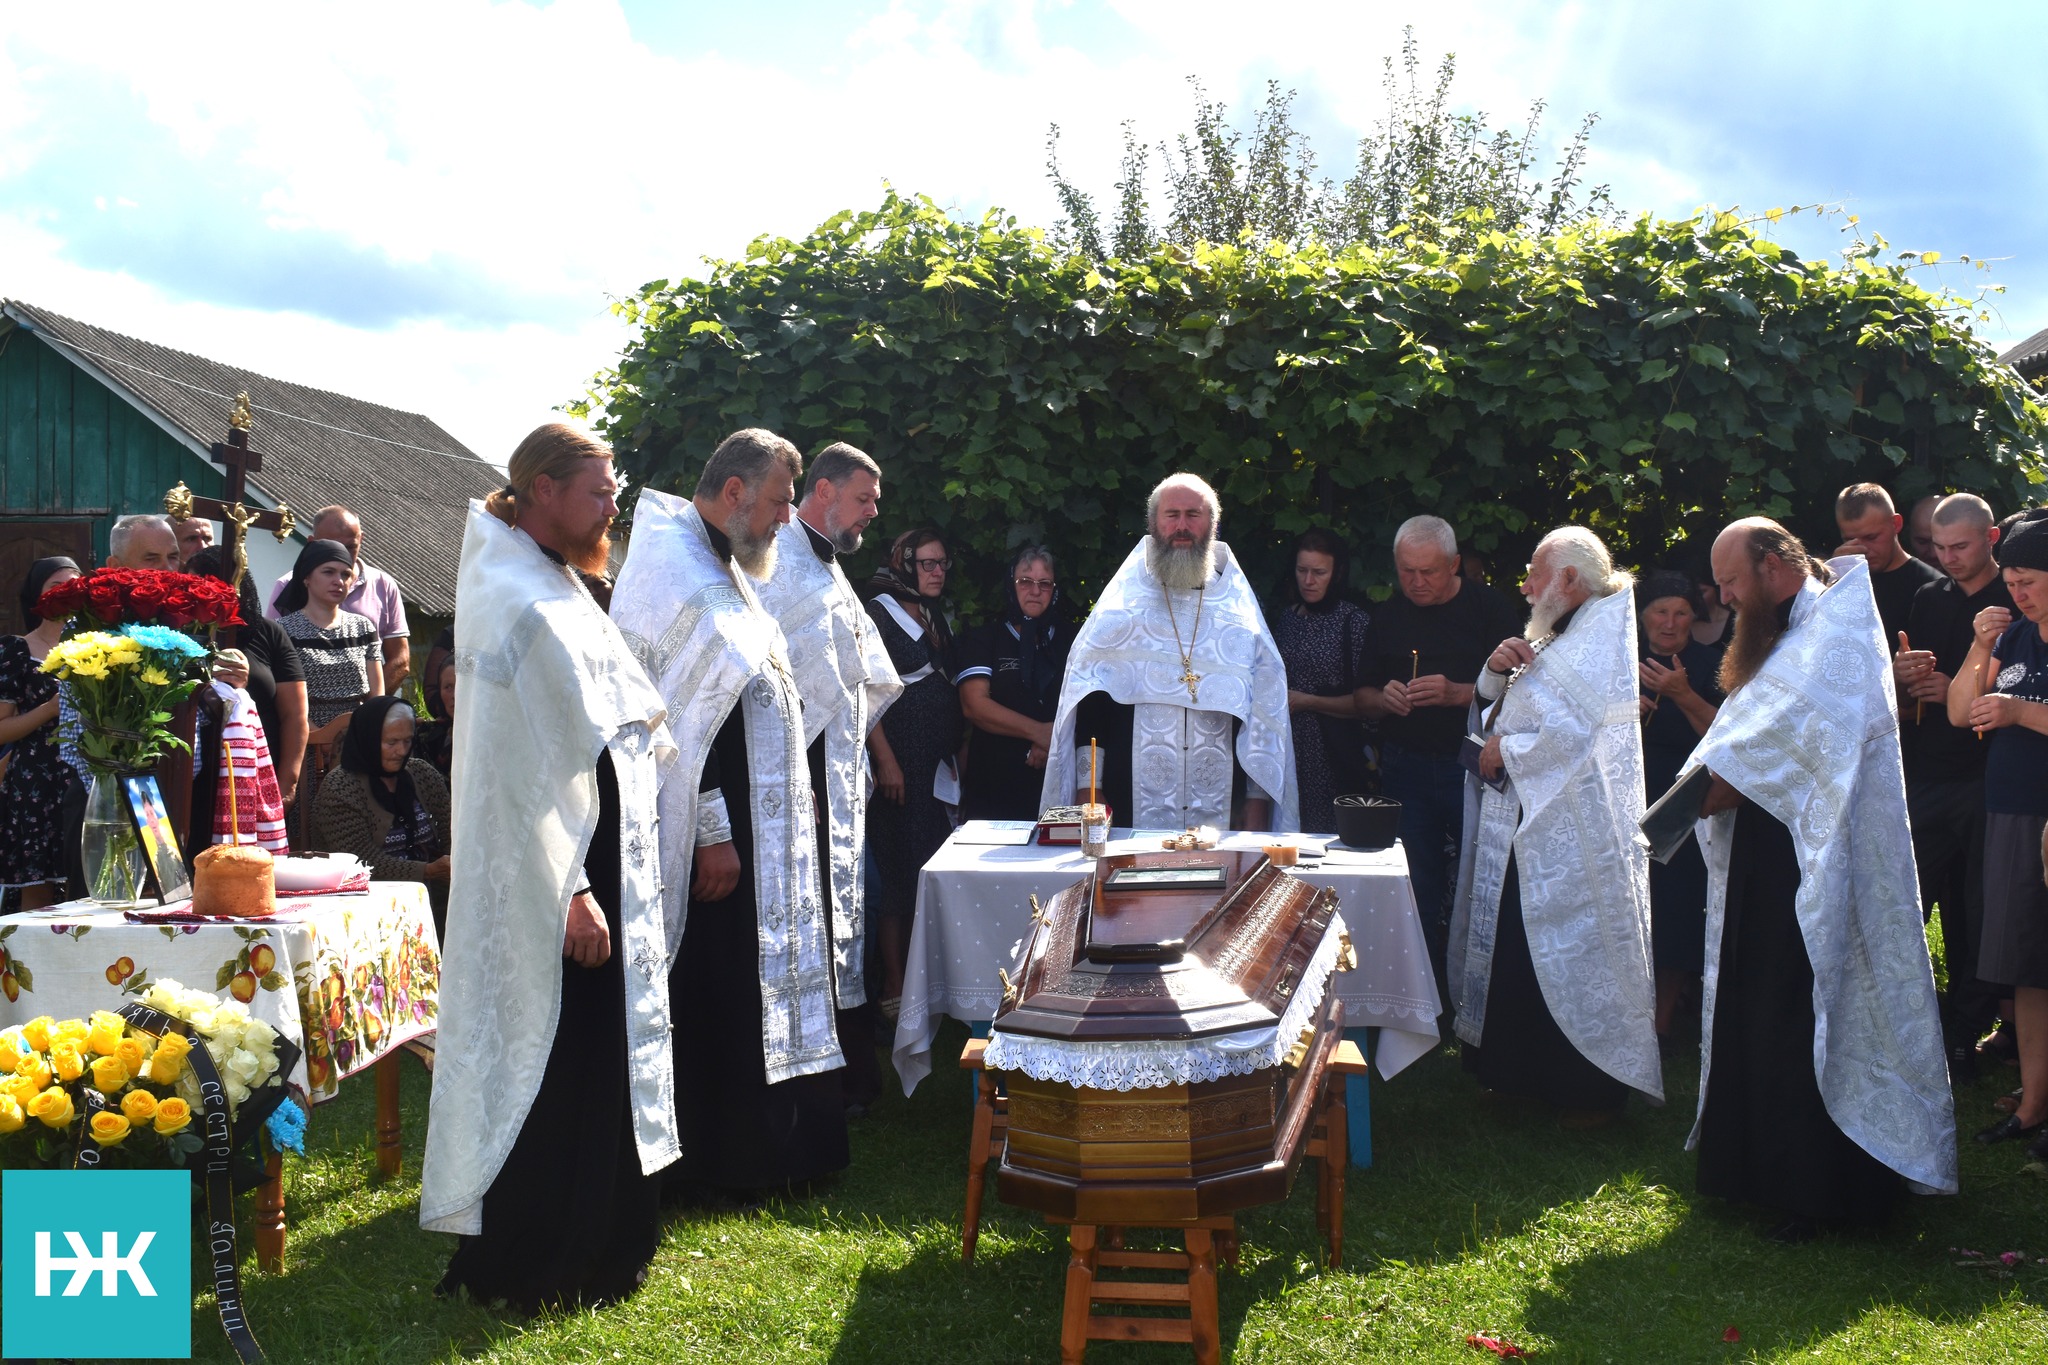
[1354,515,1521,1008]
[1894,494,2010,1081]
[1835,481,1941,642]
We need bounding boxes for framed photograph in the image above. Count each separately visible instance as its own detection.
[1103,864,1227,892]
[121,774,194,905]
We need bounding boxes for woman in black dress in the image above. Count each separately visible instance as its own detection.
[1634,572,1723,1040]
[1,557,82,908]
[865,529,962,1011]
[957,546,1076,822]
[1269,529,1370,834]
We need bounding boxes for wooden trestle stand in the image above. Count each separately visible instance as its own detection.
[962,850,1369,1364]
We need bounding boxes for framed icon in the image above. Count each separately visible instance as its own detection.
[121,775,194,905]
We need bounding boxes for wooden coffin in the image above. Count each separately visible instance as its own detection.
[987,850,1352,1223]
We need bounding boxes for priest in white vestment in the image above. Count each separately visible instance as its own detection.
[1688,517,1956,1238]
[1040,473,1297,832]
[747,442,902,1109]
[611,429,848,1197]
[1449,527,1663,1120]
[425,424,678,1311]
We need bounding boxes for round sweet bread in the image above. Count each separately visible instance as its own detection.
[193,844,276,918]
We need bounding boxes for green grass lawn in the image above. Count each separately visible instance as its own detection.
[138,1015,2046,1365]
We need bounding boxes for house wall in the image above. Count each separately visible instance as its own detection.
[0,327,224,563]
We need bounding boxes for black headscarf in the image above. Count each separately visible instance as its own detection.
[19,556,80,630]
[1635,570,1707,623]
[277,539,354,615]
[1000,550,1079,703]
[865,530,955,667]
[339,696,419,818]
[1279,529,1352,615]
[1997,508,2048,573]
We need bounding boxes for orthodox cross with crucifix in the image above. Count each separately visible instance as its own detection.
[164,391,297,606]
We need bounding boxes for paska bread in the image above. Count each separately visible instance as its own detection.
[192,843,276,918]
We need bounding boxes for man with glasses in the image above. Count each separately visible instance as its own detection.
[749,442,902,1114]
[1039,472,1297,832]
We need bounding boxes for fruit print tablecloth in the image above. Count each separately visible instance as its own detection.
[0,881,440,1102]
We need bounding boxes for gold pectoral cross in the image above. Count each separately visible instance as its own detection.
[1180,664,1201,702]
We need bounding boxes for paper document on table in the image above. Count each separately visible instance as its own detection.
[952,820,1037,846]
[1640,765,1713,864]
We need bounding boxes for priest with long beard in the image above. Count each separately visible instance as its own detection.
[611,428,848,1203]
[747,442,902,1113]
[1040,472,1297,832]
[1688,517,1956,1241]
[1450,527,1664,1124]
[424,424,678,1310]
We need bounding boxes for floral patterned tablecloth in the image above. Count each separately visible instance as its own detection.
[0,882,440,1103]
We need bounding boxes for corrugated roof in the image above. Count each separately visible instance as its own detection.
[2,300,502,615]
[2002,324,2048,380]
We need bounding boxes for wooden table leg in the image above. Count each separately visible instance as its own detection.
[1324,1077,1348,1269]
[375,1052,403,1180]
[254,1150,285,1272]
[1184,1227,1220,1365]
[1060,1224,1098,1365]
[963,1069,995,1263]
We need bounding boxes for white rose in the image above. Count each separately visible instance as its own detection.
[226,1079,250,1108]
[225,1049,261,1085]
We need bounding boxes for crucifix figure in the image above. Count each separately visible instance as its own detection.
[164,391,297,611]
[1179,663,1202,703]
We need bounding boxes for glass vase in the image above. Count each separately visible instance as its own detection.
[81,770,148,906]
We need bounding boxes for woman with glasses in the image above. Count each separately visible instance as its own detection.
[1270,529,1370,834]
[958,546,1077,822]
[863,529,962,1016]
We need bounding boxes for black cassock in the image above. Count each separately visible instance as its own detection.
[440,750,662,1311]
[667,703,848,1193]
[1695,800,1900,1221]
[1460,854,1629,1111]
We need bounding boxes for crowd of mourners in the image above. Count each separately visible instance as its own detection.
[4,441,2046,1298]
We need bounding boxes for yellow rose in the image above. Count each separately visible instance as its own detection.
[115,1037,148,1074]
[52,1019,89,1047]
[147,1033,192,1083]
[87,1011,127,1056]
[3,1074,38,1108]
[49,1044,84,1083]
[88,1111,131,1146]
[20,1056,52,1090]
[151,1098,191,1136]
[20,1017,53,1051]
[28,1087,75,1129]
[0,1094,22,1133]
[0,1039,18,1075]
[120,1090,158,1123]
[89,1055,129,1093]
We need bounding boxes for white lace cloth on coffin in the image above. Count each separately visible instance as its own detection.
[1040,538,1298,831]
[1685,560,1958,1195]
[748,518,903,1007]
[982,914,1347,1090]
[422,505,678,1236]
[612,490,843,1085]
[1446,588,1663,1100]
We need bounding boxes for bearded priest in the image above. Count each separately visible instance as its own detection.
[1689,517,1956,1241]
[424,423,679,1311]
[747,442,902,1112]
[1040,473,1297,832]
[1450,527,1664,1124]
[610,428,848,1202]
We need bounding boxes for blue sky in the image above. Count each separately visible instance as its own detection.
[3,0,2042,462]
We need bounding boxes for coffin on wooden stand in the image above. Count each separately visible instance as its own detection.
[985,850,1354,1226]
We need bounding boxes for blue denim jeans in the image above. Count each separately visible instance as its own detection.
[1378,742,1468,1013]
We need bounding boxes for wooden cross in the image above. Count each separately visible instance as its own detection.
[164,392,297,601]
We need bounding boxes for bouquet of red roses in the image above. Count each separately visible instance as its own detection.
[35,567,243,630]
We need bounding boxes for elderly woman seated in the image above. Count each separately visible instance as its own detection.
[312,695,451,934]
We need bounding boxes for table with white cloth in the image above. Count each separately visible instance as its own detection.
[890,831,1442,1166]
[0,881,441,1266]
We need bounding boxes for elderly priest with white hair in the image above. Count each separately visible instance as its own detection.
[1689,517,1956,1241]
[1450,526,1663,1124]
[424,423,677,1311]
[1041,471,1296,832]
[611,428,849,1203]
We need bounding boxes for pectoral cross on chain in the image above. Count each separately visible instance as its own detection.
[1179,664,1202,703]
